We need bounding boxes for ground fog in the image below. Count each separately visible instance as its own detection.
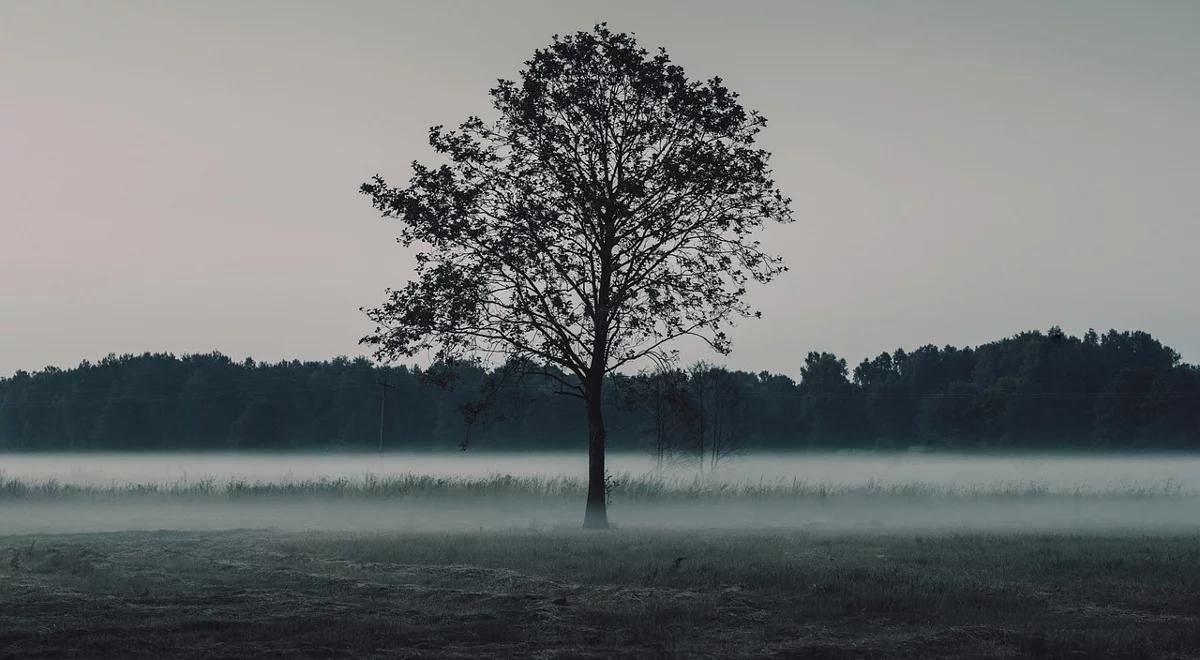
[2,451,1198,535]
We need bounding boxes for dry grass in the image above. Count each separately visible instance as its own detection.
[0,472,1192,502]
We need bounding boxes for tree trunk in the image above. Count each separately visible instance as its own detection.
[583,380,609,529]
[586,238,613,529]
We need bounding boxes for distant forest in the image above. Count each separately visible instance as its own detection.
[1,327,1197,453]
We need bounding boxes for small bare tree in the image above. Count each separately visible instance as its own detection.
[622,366,691,469]
[674,363,747,475]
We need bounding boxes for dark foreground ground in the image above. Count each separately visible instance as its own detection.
[2,528,1199,659]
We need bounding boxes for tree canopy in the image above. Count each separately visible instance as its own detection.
[2,328,1198,453]
[361,24,791,384]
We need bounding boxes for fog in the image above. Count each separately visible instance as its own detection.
[7,451,1200,490]
[6,495,1200,537]
[3,451,1199,535]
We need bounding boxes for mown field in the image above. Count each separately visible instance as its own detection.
[2,528,1199,659]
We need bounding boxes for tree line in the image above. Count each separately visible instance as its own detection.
[1,327,1197,453]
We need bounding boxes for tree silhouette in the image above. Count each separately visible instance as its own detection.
[360,25,792,527]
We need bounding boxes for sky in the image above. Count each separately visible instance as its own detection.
[2,0,1198,378]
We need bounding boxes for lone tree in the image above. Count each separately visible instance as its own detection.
[361,25,792,528]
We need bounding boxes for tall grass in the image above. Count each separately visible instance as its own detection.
[0,471,1192,502]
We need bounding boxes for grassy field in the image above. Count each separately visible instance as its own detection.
[2,528,1200,658]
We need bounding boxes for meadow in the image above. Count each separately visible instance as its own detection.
[3,453,1199,657]
[3,528,1199,658]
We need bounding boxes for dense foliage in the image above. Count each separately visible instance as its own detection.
[1,328,1196,452]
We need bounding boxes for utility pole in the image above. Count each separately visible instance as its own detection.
[377,374,393,454]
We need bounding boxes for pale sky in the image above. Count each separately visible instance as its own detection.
[2,0,1198,377]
